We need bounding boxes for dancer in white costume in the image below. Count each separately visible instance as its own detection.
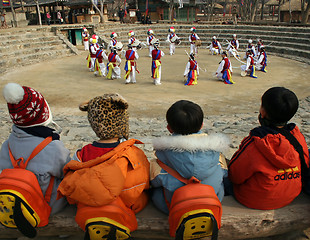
[226,34,239,58]
[147,29,156,57]
[124,44,139,84]
[94,44,108,77]
[151,40,164,85]
[210,36,222,55]
[82,27,89,51]
[189,27,200,54]
[167,27,179,55]
[106,47,122,80]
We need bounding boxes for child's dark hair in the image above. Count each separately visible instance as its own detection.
[261,87,298,126]
[166,100,203,135]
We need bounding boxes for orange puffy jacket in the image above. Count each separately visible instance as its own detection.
[57,139,150,213]
[228,124,309,210]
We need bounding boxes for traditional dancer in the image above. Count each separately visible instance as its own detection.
[151,40,164,85]
[210,36,222,55]
[244,39,256,59]
[167,27,179,55]
[82,27,89,51]
[128,31,137,52]
[124,44,139,84]
[147,29,156,57]
[189,27,200,54]
[109,32,118,50]
[184,53,199,86]
[227,34,239,58]
[256,39,264,57]
[87,35,100,72]
[94,44,108,77]
[106,47,122,80]
[241,50,257,78]
[255,47,267,72]
[215,51,234,84]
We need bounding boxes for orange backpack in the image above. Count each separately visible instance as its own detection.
[157,160,222,240]
[0,137,54,238]
[76,197,137,240]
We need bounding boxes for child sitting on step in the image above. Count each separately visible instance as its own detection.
[228,87,309,210]
[57,93,150,240]
[0,83,71,214]
[150,100,229,213]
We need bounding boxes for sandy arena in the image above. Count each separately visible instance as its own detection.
[0,47,309,118]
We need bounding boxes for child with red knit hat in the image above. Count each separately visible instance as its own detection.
[0,83,71,214]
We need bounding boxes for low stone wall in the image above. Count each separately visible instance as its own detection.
[1,195,309,239]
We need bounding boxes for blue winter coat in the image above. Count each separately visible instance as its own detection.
[151,133,230,214]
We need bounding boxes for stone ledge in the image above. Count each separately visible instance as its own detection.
[0,194,309,239]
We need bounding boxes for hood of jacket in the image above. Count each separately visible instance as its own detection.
[250,124,303,170]
[152,133,230,179]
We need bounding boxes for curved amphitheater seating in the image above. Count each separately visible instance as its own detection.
[0,27,74,74]
[96,23,310,64]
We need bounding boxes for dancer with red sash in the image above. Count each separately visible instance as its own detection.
[189,27,200,54]
[151,40,164,85]
[107,48,121,80]
[210,36,222,55]
[87,35,99,72]
[184,53,199,86]
[82,27,89,51]
[94,44,108,77]
[256,47,267,73]
[241,50,257,78]
[147,29,155,57]
[124,44,139,84]
[227,34,240,58]
[109,32,118,50]
[216,51,234,84]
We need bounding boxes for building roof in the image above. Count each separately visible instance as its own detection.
[280,0,302,11]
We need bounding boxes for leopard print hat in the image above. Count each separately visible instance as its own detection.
[79,93,129,140]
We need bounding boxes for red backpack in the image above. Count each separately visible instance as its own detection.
[157,160,222,240]
[0,137,54,238]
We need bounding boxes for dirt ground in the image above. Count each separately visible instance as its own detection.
[0,47,310,118]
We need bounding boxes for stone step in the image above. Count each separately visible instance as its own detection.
[0,39,65,53]
[1,44,68,59]
[99,23,310,34]
[0,31,56,41]
[0,36,61,47]
[0,49,73,72]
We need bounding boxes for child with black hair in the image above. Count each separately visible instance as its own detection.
[150,100,230,215]
[228,87,309,210]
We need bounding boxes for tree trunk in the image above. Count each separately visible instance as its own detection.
[91,0,105,22]
[10,0,17,27]
[260,0,265,20]
[301,0,310,23]
[169,0,174,22]
[36,0,42,26]
[277,0,281,22]
[100,0,105,23]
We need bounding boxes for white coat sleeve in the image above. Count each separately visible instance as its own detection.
[184,62,190,76]
[216,60,224,74]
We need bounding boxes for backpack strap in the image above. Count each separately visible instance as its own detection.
[156,159,200,184]
[8,136,54,201]
[8,136,53,169]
